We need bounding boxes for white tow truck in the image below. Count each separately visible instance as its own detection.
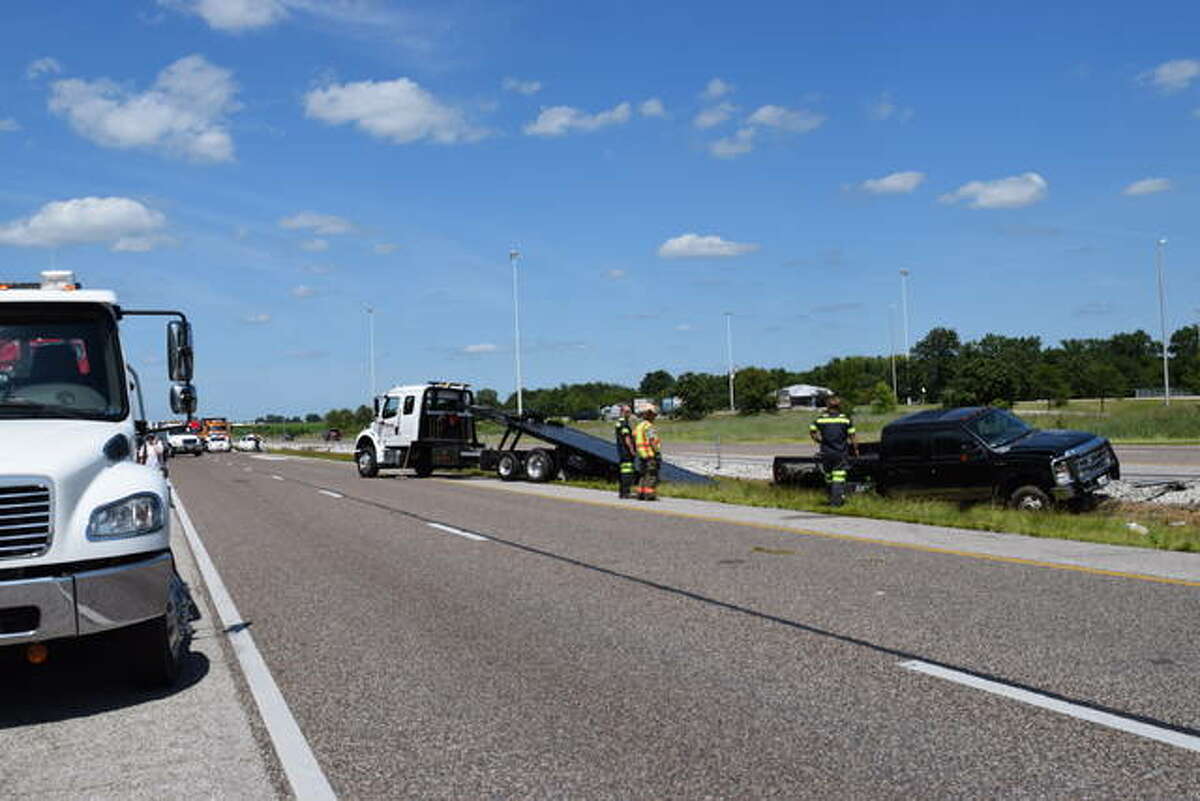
[0,270,198,685]
[354,382,480,477]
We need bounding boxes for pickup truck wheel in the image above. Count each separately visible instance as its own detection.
[497,452,520,481]
[1010,485,1052,512]
[356,445,379,478]
[525,449,556,483]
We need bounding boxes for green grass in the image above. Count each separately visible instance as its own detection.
[1011,398,1200,442]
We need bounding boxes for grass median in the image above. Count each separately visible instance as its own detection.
[265,447,1200,552]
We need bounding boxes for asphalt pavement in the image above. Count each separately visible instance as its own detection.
[163,452,1199,800]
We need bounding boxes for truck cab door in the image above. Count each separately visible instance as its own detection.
[400,394,419,444]
[929,430,991,502]
[378,396,401,447]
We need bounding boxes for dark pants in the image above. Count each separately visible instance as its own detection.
[638,456,660,500]
[618,460,636,497]
[820,451,849,506]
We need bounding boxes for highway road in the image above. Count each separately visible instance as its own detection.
[168,453,1200,799]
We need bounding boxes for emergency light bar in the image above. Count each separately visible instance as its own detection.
[0,270,81,291]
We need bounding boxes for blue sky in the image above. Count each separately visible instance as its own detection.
[1,0,1198,418]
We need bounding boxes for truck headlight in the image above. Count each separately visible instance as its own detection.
[87,493,165,540]
[1051,459,1072,486]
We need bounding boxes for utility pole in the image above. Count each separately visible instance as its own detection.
[899,269,911,404]
[510,247,524,415]
[366,304,376,399]
[1156,238,1170,406]
[725,312,735,412]
[889,304,898,401]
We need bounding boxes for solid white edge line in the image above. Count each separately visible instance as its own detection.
[173,488,339,801]
[427,522,489,542]
[899,660,1200,753]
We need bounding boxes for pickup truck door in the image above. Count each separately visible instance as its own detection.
[879,433,929,496]
[928,430,992,502]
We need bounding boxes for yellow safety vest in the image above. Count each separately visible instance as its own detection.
[634,420,660,458]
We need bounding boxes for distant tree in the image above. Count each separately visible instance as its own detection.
[325,408,354,431]
[674,372,716,420]
[353,405,374,427]
[912,327,961,401]
[475,387,500,407]
[1084,363,1126,410]
[638,370,676,399]
[869,381,897,414]
[1031,363,1071,409]
[305,413,322,423]
[733,367,777,415]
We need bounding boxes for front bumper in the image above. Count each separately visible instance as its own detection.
[0,552,173,646]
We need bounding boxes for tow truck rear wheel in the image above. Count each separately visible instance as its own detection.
[413,450,433,478]
[356,444,379,478]
[1010,484,1052,511]
[525,448,557,483]
[497,452,520,481]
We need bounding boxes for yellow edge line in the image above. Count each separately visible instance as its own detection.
[442,479,1200,588]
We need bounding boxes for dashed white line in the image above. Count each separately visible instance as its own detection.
[427,522,489,542]
[317,489,343,499]
[173,489,338,800]
[899,660,1200,753]
[272,475,285,481]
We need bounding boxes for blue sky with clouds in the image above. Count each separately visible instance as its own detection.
[1,0,1198,418]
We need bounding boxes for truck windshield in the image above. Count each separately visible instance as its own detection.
[966,409,1032,448]
[0,306,127,421]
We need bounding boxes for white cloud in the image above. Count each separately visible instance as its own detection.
[279,211,355,235]
[463,343,497,353]
[938,172,1048,209]
[1123,177,1172,196]
[300,238,329,252]
[48,54,240,163]
[861,170,926,195]
[867,92,914,122]
[112,234,174,252]
[0,118,19,132]
[374,243,399,254]
[159,0,287,31]
[745,104,825,133]
[523,101,632,136]
[1141,59,1200,93]
[25,57,62,80]
[290,285,316,298]
[502,76,542,95]
[639,98,666,118]
[709,128,755,159]
[0,196,166,250]
[304,77,485,145]
[693,101,736,129]
[703,78,734,100]
[242,312,272,324]
[658,233,759,259]
[604,268,626,280]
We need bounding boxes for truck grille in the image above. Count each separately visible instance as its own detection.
[1073,446,1113,481]
[0,484,52,559]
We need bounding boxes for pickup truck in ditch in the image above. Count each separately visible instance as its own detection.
[773,406,1120,510]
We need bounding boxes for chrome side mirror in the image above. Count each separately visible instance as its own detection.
[167,320,193,382]
[170,382,197,415]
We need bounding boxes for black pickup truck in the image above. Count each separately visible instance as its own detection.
[773,407,1120,510]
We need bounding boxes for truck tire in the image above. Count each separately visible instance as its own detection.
[356,444,379,478]
[193,450,202,457]
[1010,484,1052,511]
[414,452,433,478]
[497,452,520,481]
[128,575,192,688]
[525,448,556,483]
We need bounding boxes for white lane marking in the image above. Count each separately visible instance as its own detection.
[317,489,343,499]
[427,522,489,542]
[899,660,1200,753]
[272,475,285,481]
[251,455,291,461]
[173,490,339,800]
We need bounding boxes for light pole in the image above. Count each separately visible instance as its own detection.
[724,312,735,412]
[1156,238,1170,406]
[365,304,376,399]
[888,304,898,401]
[510,247,524,415]
[899,269,911,404]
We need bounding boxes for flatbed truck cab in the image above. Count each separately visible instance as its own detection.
[354,382,480,477]
[0,270,198,685]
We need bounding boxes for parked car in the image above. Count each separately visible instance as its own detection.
[773,406,1120,510]
[235,434,263,452]
[167,429,204,456]
[206,434,231,452]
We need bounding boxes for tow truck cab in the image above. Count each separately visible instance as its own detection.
[354,382,480,477]
[0,270,198,685]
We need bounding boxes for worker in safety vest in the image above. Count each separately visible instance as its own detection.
[809,395,858,507]
[614,404,637,498]
[633,405,663,501]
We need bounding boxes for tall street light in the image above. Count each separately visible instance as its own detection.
[888,304,898,400]
[510,247,524,415]
[365,304,376,399]
[899,269,911,404]
[1156,238,1170,406]
[724,312,735,412]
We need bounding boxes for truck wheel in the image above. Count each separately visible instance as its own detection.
[525,449,556,483]
[497,452,520,481]
[414,452,433,478]
[1010,485,1051,511]
[128,577,192,688]
[193,451,202,457]
[356,445,379,478]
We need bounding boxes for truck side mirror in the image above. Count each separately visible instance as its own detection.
[167,320,194,382]
[373,397,380,416]
[170,382,197,416]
